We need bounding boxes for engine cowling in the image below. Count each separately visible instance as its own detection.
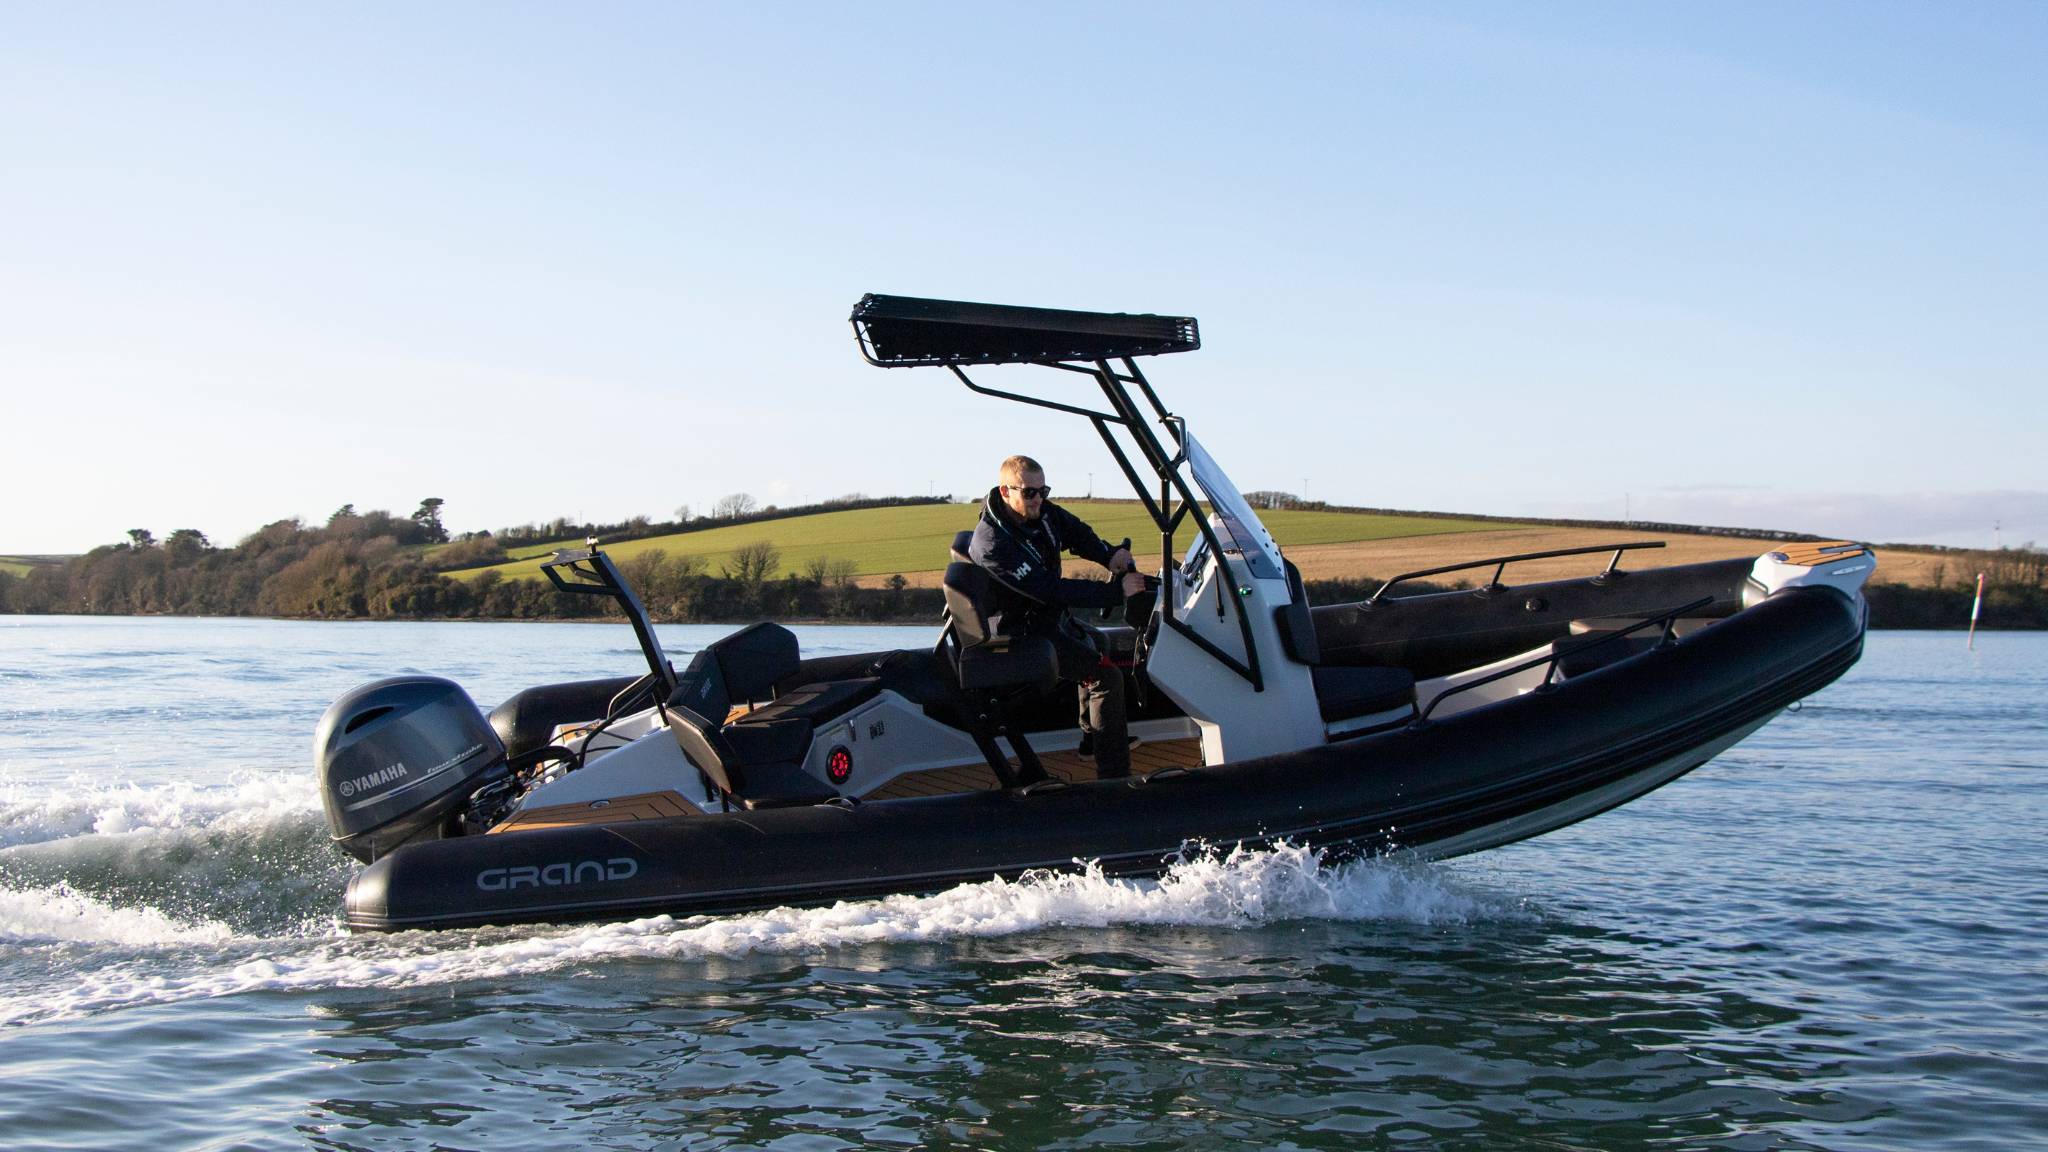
[314,675,507,863]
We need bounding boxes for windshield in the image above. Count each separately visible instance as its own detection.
[1183,432,1283,581]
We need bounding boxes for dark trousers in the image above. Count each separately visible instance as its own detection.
[1049,631,1130,778]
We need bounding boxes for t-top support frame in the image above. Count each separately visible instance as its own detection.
[850,294,1264,691]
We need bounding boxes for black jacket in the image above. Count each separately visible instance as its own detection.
[968,487,1122,637]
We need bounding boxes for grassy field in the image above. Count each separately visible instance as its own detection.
[0,556,64,578]
[448,501,1521,583]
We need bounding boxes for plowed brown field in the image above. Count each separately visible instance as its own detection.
[863,525,1948,589]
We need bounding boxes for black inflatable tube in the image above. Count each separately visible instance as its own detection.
[346,587,1863,932]
[1311,557,1756,679]
[487,675,640,760]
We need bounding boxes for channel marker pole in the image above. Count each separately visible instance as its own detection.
[1967,572,1985,649]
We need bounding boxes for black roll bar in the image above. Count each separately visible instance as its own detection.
[948,363,1127,424]
[1084,357,1264,690]
[1044,354,1263,688]
[541,541,677,696]
[849,294,1265,691]
[1089,415,1169,527]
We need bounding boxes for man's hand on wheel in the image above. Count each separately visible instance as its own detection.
[1120,571,1148,597]
[1107,546,1133,574]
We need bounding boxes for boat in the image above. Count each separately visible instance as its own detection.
[318,294,1874,932]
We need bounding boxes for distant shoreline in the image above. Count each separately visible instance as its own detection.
[5,603,2035,632]
[6,505,2040,630]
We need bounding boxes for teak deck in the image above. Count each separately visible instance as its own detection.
[865,736,1205,800]
[493,789,697,833]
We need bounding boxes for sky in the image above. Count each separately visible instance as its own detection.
[3,2,2043,554]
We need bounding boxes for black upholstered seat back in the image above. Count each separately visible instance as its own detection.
[950,530,976,565]
[668,649,731,724]
[938,562,1054,692]
[668,621,803,722]
[664,622,846,809]
[942,562,995,647]
[1274,559,1321,665]
[664,702,740,796]
[709,622,801,703]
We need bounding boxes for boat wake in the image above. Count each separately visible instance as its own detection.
[0,881,235,947]
[0,768,320,850]
[0,838,1529,1029]
[0,770,350,939]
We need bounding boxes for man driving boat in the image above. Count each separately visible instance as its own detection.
[969,455,1149,779]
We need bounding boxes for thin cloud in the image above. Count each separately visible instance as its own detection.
[1522,490,2048,549]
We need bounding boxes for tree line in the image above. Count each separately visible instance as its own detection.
[2,497,2042,629]
[481,493,951,556]
[0,501,943,622]
[1855,545,2048,629]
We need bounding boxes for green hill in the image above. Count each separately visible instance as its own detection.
[0,555,70,578]
[448,501,1517,583]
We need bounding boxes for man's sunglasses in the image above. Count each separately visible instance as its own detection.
[1006,485,1052,500]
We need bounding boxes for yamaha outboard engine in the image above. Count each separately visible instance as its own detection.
[315,675,508,863]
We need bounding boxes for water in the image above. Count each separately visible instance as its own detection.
[1,617,2042,1151]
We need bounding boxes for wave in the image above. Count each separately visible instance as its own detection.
[0,882,234,947]
[0,771,349,938]
[0,844,1529,1028]
[0,770,319,848]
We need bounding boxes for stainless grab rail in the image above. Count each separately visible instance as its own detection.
[1365,541,1667,607]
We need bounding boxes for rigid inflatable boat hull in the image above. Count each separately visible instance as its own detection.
[345,587,1864,932]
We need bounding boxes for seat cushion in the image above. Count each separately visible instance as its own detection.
[721,716,815,768]
[734,678,882,729]
[1311,665,1415,723]
[719,717,840,807]
[957,635,1057,692]
[1274,559,1320,665]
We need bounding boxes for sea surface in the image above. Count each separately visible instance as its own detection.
[0,617,2042,1151]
